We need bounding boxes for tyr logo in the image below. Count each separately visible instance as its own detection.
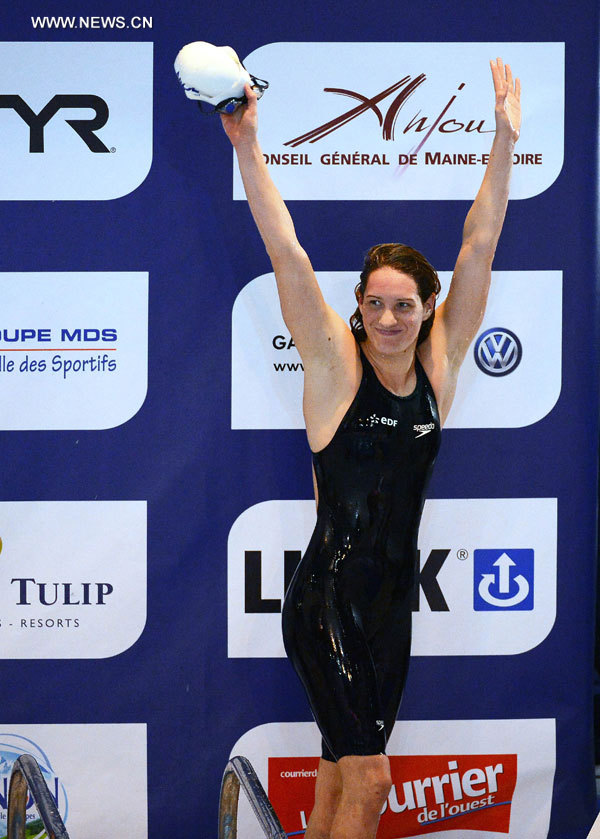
[0,94,110,152]
[284,77,492,148]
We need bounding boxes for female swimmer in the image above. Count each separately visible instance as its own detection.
[221,58,521,839]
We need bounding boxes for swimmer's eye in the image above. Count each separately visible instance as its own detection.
[365,298,413,309]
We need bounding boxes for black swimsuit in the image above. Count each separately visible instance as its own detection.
[282,346,441,761]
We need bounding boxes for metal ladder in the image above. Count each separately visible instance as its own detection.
[8,751,294,839]
[7,753,69,839]
[219,755,289,839]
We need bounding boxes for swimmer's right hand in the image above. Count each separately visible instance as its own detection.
[221,84,258,149]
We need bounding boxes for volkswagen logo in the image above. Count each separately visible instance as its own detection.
[474,327,522,376]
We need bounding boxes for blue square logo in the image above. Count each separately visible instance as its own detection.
[474,549,534,611]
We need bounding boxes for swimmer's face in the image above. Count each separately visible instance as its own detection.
[358,267,434,354]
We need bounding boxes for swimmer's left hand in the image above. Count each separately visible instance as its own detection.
[220,83,258,149]
[491,57,521,142]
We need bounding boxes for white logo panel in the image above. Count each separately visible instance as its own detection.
[227,498,556,657]
[413,498,556,654]
[0,42,152,200]
[235,42,563,200]
[231,719,555,839]
[0,272,148,430]
[0,725,147,838]
[0,501,146,658]
[231,271,561,430]
[228,500,315,658]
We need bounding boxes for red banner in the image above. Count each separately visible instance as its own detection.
[269,753,518,837]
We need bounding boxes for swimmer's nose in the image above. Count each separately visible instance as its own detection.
[379,307,397,326]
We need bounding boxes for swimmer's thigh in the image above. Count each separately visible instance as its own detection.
[283,593,386,761]
[369,596,413,741]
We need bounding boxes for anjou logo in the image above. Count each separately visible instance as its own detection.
[0,94,109,153]
[284,76,493,148]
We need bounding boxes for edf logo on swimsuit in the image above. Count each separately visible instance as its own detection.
[356,413,398,428]
[474,549,534,610]
[0,42,153,199]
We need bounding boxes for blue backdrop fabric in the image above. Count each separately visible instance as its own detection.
[0,1,598,837]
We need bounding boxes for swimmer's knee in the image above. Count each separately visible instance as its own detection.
[338,755,391,806]
[364,765,392,805]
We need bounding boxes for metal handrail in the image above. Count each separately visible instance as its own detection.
[7,754,69,839]
[219,755,287,839]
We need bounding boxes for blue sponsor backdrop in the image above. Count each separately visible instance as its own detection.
[0,1,597,838]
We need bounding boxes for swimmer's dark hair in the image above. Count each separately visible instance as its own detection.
[350,243,442,345]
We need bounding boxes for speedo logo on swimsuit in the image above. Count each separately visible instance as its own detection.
[414,422,435,437]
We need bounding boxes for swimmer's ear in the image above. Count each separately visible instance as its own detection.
[422,293,436,320]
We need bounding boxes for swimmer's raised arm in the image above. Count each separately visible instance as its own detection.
[222,85,352,363]
[423,57,521,420]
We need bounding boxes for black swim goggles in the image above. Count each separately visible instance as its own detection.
[197,76,269,115]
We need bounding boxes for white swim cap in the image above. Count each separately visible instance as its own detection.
[174,41,268,114]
